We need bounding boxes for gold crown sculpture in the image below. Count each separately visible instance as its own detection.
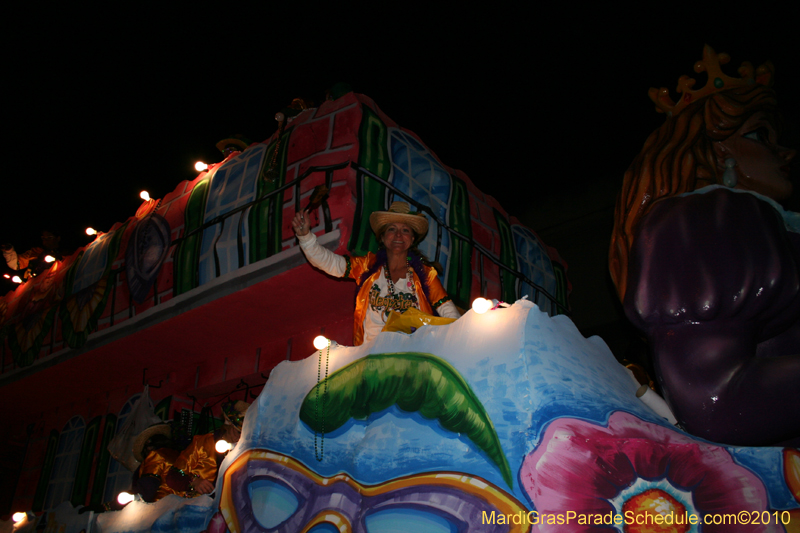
[649,45,774,116]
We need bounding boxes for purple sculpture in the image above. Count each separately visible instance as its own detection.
[609,46,799,446]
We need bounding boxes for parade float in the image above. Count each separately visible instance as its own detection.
[1,87,569,530]
[3,45,800,532]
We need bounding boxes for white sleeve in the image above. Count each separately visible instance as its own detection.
[297,232,347,278]
[3,246,18,270]
[436,300,461,318]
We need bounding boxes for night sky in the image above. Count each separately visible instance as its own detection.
[3,6,799,296]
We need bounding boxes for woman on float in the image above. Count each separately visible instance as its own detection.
[609,46,799,446]
[292,201,460,345]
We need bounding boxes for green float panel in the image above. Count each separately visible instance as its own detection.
[446,176,473,309]
[173,177,211,295]
[71,416,100,506]
[350,106,390,255]
[552,262,569,315]
[493,209,518,305]
[90,414,117,507]
[250,130,292,262]
[32,430,59,512]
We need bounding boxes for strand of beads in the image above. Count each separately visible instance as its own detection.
[384,257,418,312]
[313,338,330,461]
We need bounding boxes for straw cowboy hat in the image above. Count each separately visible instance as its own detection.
[215,134,251,155]
[369,201,428,239]
[132,423,172,462]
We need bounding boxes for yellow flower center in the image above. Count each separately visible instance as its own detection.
[622,488,689,533]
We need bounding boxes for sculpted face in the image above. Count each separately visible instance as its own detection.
[381,222,414,253]
[715,112,796,201]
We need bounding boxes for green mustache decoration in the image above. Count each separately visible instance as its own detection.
[300,352,513,487]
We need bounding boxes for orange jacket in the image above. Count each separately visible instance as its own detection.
[346,253,450,346]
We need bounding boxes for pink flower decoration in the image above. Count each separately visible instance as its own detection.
[521,412,778,532]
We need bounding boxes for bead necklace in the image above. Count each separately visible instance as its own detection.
[384,256,419,312]
[313,338,330,462]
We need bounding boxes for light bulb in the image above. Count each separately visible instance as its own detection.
[140,191,150,201]
[12,512,26,523]
[86,227,97,236]
[11,275,22,284]
[471,297,492,314]
[216,439,233,453]
[3,273,9,279]
[313,335,329,350]
[195,161,208,172]
[117,491,134,505]
[44,255,55,263]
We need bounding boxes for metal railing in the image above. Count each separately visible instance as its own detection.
[171,161,350,275]
[2,158,569,374]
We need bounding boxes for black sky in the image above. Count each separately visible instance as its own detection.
[3,6,799,294]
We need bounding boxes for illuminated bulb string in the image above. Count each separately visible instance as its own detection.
[314,338,330,461]
[472,297,510,314]
[215,439,232,454]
